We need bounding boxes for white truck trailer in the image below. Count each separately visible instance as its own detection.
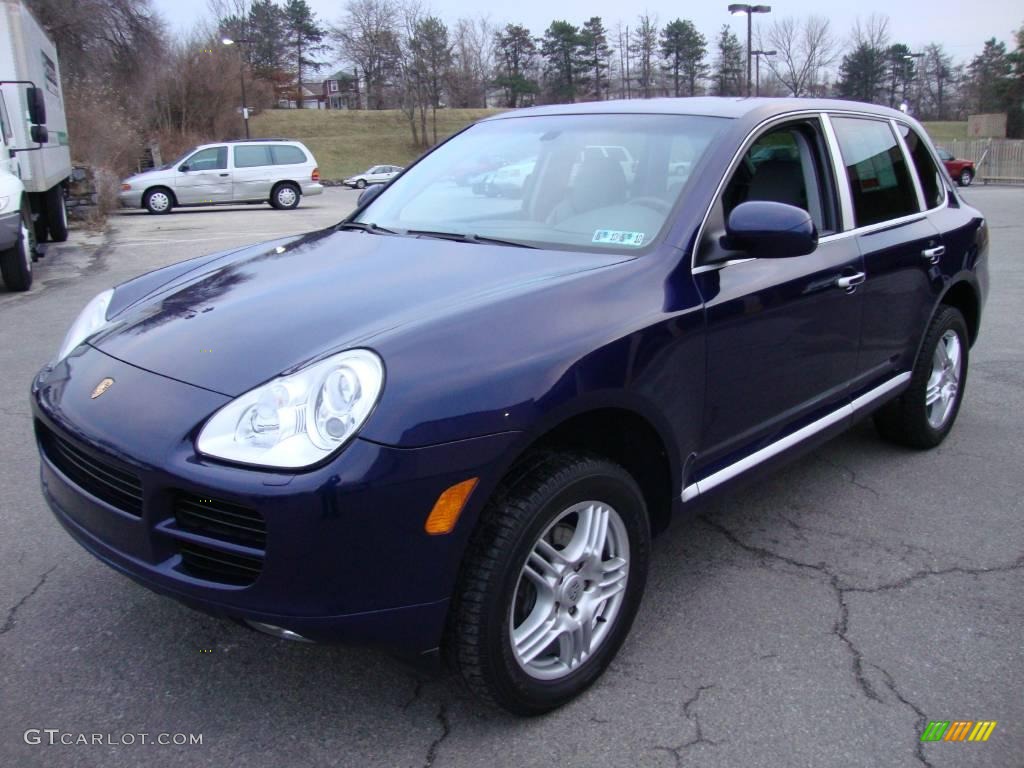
[0,0,72,282]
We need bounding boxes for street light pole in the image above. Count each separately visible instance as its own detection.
[728,5,772,97]
[751,49,776,96]
[903,52,924,115]
[222,37,252,139]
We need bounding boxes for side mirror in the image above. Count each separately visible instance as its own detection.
[357,184,384,207]
[721,201,818,258]
[30,124,48,144]
[178,164,190,173]
[27,86,46,125]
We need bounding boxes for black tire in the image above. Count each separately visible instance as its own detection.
[45,185,69,241]
[874,306,969,449]
[355,179,367,190]
[270,182,301,210]
[0,201,35,292]
[449,452,651,715]
[958,168,974,187]
[143,187,173,215]
[33,202,49,243]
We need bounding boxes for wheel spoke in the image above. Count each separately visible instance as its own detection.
[597,557,628,600]
[925,384,942,406]
[513,602,559,664]
[558,616,593,668]
[529,538,566,582]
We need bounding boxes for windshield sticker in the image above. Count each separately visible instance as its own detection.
[593,230,645,247]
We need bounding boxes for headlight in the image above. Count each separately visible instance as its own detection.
[54,288,114,363]
[196,349,384,469]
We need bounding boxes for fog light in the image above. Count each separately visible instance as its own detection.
[425,478,478,535]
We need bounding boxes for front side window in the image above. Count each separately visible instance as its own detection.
[356,113,728,252]
[185,146,227,172]
[234,145,273,168]
[831,117,920,227]
[721,120,837,235]
[898,124,946,209]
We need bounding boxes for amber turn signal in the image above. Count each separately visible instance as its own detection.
[425,478,478,535]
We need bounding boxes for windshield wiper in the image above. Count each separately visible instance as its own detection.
[405,229,536,248]
[336,221,396,234]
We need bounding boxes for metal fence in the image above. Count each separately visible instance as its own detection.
[941,138,1024,184]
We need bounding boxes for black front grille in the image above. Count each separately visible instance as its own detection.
[174,494,266,548]
[37,422,143,516]
[178,542,263,586]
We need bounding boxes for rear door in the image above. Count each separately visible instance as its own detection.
[693,116,865,471]
[174,146,231,205]
[827,115,943,388]
[232,144,275,201]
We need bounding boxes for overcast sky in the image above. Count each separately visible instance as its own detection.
[155,0,1021,68]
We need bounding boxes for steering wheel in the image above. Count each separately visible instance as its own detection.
[627,196,671,214]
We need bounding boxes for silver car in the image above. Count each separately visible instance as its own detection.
[120,140,324,214]
[343,165,402,189]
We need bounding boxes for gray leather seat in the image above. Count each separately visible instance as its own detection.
[747,159,807,210]
[547,157,627,225]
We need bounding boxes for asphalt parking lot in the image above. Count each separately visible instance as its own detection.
[1,185,1021,768]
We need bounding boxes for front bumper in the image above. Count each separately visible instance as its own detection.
[0,210,21,250]
[118,188,144,209]
[31,345,518,653]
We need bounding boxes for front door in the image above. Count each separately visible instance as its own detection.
[175,146,231,205]
[693,117,865,472]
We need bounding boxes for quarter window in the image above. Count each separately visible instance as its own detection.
[234,145,273,168]
[898,124,946,209]
[830,117,920,227]
[185,146,227,171]
[271,145,307,165]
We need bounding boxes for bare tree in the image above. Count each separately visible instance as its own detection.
[759,16,838,97]
[448,17,493,107]
[849,13,889,51]
[631,14,658,98]
[333,0,401,109]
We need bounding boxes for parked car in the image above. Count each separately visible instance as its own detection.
[482,159,536,198]
[33,98,988,716]
[119,139,323,214]
[343,165,402,189]
[936,147,975,186]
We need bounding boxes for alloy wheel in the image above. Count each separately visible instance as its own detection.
[926,329,962,429]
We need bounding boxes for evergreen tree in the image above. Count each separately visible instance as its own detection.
[247,0,289,85]
[493,24,539,108]
[660,18,706,96]
[283,0,327,108]
[837,42,887,103]
[579,17,612,100]
[410,16,452,142]
[541,21,582,103]
[967,38,1011,114]
[712,24,744,96]
[631,14,658,97]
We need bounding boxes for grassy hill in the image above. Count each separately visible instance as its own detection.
[249,108,503,180]
[922,122,968,142]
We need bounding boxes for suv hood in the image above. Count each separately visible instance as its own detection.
[91,228,624,396]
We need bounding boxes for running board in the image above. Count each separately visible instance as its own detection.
[681,373,911,502]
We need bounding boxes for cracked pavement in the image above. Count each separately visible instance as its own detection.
[1,187,1021,767]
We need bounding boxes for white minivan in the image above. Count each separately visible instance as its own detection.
[120,139,324,214]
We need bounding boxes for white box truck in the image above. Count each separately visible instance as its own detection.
[0,0,72,285]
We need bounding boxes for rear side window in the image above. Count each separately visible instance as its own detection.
[271,145,307,165]
[234,145,273,168]
[831,117,920,227]
[898,124,946,209]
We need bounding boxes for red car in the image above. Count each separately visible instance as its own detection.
[936,148,975,186]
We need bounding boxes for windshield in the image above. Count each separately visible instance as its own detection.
[162,146,197,170]
[355,113,728,252]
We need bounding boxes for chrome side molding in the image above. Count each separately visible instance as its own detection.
[681,372,911,502]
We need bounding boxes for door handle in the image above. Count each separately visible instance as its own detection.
[922,245,945,264]
[835,272,866,292]
[219,173,229,177]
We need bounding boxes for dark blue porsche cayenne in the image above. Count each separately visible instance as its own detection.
[32,98,988,714]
